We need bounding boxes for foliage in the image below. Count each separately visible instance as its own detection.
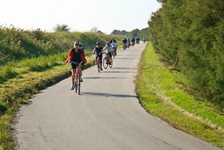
[53,24,71,32]
[149,0,224,109]
[111,28,150,40]
[136,43,224,149]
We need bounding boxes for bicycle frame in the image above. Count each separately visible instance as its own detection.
[71,61,82,95]
[96,52,102,73]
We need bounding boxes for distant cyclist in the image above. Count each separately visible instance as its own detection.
[65,41,86,90]
[110,38,117,44]
[110,39,117,56]
[136,37,140,44]
[122,38,127,50]
[92,42,103,71]
[131,38,135,46]
[79,42,85,53]
[127,38,131,47]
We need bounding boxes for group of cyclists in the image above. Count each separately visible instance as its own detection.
[122,37,140,50]
[65,38,118,90]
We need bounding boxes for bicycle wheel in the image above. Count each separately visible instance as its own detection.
[97,64,100,73]
[109,58,113,68]
[77,74,81,95]
[74,82,77,93]
[103,58,108,69]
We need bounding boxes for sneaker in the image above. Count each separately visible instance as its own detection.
[80,77,83,82]
[101,68,103,71]
[70,83,75,90]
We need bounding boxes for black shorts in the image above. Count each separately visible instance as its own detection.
[70,62,79,70]
[108,52,112,58]
[96,55,102,63]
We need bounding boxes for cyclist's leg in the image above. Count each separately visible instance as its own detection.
[99,55,103,70]
[108,52,112,63]
[78,65,83,82]
[71,69,76,83]
[70,63,77,90]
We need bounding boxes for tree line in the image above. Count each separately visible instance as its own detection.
[111,28,150,40]
[148,0,224,109]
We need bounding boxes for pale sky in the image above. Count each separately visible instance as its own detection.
[0,0,161,34]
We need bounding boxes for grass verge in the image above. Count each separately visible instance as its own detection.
[135,43,224,149]
[0,57,95,150]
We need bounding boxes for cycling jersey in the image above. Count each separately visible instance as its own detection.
[103,45,112,53]
[66,48,86,63]
[95,46,103,56]
[103,45,113,58]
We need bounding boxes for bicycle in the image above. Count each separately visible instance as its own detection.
[111,47,116,59]
[123,43,127,50]
[70,61,83,95]
[103,52,113,69]
[96,52,103,73]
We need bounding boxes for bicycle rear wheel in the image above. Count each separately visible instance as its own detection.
[74,82,77,93]
[109,58,113,68]
[103,58,108,69]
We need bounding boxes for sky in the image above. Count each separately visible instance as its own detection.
[0,0,161,34]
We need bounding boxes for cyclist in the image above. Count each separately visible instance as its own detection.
[127,38,131,48]
[131,37,135,46]
[110,39,117,56]
[122,38,127,50]
[92,42,103,71]
[110,37,117,44]
[103,41,113,64]
[65,41,86,90]
[79,42,84,53]
[136,37,140,44]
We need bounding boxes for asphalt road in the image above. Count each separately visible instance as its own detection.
[13,42,221,150]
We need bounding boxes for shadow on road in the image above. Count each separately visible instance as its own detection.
[114,57,135,60]
[83,77,129,79]
[112,67,138,70]
[102,71,137,74]
[81,92,137,98]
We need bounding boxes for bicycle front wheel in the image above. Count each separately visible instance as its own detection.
[97,64,100,73]
[103,58,108,69]
[77,74,81,95]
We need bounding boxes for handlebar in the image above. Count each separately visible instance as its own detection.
[70,61,83,66]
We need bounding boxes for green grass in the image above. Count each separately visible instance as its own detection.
[0,56,95,150]
[136,42,224,149]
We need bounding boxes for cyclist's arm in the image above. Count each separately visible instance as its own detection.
[92,48,96,54]
[103,46,108,53]
[80,52,86,63]
[65,49,73,62]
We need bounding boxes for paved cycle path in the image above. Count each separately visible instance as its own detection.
[14,42,221,150]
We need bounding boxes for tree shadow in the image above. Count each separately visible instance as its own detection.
[81,92,137,98]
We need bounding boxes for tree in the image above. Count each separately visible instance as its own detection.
[54,24,70,32]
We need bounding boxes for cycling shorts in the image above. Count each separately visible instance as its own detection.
[96,54,102,63]
[70,62,79,70]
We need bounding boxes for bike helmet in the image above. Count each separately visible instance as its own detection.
[96,42,100,45]
[79,42,82,46]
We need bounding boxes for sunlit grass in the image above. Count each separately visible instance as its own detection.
[136,42,224,149]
